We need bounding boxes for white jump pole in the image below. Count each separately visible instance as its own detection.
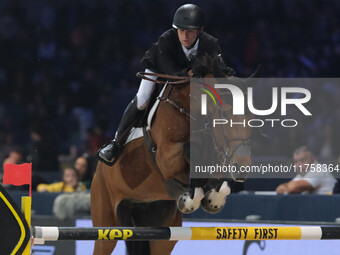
[33,226,340,242]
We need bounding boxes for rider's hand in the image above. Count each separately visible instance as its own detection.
[276,183,288,194]
[226,66,236,77]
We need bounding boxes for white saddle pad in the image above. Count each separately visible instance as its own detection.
[125,84,168,145]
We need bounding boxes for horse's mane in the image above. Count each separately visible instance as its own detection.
[191,53,226,78]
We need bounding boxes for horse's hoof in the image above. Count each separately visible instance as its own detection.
[230,171,248,182]
[177,188,204,214]
[201,191,224,214]
[201,182,230,214]
[177,192,194,214]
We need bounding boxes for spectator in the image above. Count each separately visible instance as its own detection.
[333,179,340,194]
[74,155,93,189]
[3,148,24,164]
[276,146,337,194]
[37,166,86,192]
[58,144,79,167]
[1,148,23,185]
[29,123,59,172]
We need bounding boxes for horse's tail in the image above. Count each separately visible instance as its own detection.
[117,199,179,255]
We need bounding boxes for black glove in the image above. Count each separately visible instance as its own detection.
[215,54,236,77]
[225,66,236,77]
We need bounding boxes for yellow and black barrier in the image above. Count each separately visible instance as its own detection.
[2,181,340,255]
[33,225,340,241]
[0,185,31,255]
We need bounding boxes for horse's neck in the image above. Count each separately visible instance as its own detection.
[150,83,190,142]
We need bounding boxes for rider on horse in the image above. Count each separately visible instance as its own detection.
[97,3,235,165]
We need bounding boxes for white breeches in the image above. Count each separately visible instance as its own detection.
[136,69,156,110]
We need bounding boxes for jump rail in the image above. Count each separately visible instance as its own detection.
[33,226,340,241]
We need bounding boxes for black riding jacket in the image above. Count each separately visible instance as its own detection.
[140,28,227,76]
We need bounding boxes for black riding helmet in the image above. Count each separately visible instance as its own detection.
[172,4,205,30]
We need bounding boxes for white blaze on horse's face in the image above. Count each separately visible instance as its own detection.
[177,29,200,49]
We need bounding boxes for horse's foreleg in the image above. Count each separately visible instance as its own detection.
[149,207,182,255]
[177,178,206,214]
[201,179,231,214]
[176,142,206,214]
[91,170,119,255]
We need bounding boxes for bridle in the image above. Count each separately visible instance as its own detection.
[137,71,251,167]
[212,104,251,167]
[192,109,251,167]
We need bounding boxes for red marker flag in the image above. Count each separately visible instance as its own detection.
[3,163,32,197]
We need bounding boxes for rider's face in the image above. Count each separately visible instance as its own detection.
[177,29,200,49]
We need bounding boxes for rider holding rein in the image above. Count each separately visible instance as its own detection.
[98,3,235,165]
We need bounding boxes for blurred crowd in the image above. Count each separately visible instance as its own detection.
[0,0,340,174]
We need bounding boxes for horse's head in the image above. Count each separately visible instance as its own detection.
[191,53,226,78]
[212,85,252,181]
[191,54,253,182]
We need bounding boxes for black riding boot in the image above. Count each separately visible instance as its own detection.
[97,97,143,165]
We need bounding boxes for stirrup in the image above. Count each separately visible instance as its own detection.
[96,142,121,166]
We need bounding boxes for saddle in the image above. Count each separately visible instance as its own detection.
[124,83,168,150]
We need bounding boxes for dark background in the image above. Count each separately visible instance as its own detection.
[0,0,340,173]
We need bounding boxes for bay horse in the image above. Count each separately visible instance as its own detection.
[91,55,253,255]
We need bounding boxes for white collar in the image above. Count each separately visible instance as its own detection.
[181,39,199,60]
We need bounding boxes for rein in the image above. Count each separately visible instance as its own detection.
[136,72,189,85]
[157,82,195,120]
[137,71,195,120]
